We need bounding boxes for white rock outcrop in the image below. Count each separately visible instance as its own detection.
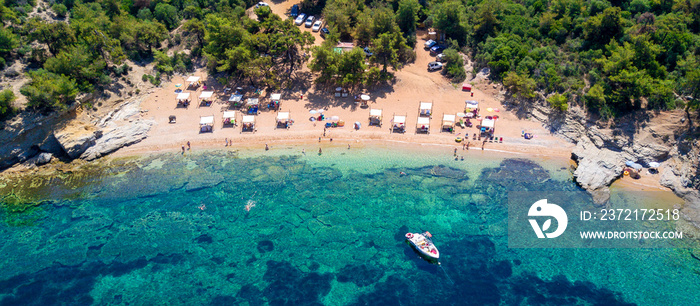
[81,98,153,160]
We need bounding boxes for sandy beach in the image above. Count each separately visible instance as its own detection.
[118,1,574,161]
[109,0,675,192]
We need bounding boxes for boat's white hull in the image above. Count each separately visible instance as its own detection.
[406,233,439,260]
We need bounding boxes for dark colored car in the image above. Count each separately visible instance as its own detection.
[320,28,330,38]
[290,4,299,17]
[430,45,445,56]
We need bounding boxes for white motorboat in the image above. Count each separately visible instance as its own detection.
[405,232,439,260]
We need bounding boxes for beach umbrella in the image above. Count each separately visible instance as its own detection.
[457,112,466,117]
[487,108,493,112]
[330,115,340,121]
[317,109,325,113]
[175,84,182,88]
[309,109,318,114]
[361,95,370,101]
[648,162,660,168]
[494,108,500,112]
[625,161,637,167]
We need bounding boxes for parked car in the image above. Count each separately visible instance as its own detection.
[424,39,437,49]
[305,16,315,27]
[254,2,268,8]
[290,4,299,17]
[436,53,447,62]
[363,47,373,57]
[294,13,306,26]
[312,20,323,32]
[320,28,330,38]
[430,45,445,56]
[428,61,443,71]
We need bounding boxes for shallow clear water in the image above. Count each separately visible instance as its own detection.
[0,146,699,305]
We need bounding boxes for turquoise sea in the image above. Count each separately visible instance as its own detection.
[1,143,699,305]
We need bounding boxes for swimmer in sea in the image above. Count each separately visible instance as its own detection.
[400,171,407,176]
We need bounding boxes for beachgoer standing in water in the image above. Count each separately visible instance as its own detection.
[182,145,185,154]
[187,141,191,150]
[302,149,306,155]
[225,138,228,147]
[319,148,322,154]
[466,142,470,150]
[454,148,457,156]
[265,143,269,151]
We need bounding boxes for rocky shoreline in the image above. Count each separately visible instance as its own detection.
[515,93,700,230]
[0,97,153,169]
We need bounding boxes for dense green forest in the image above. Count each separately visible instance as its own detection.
[0,0,698,121]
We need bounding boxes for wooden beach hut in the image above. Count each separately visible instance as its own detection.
[241,115,256,132]
[391,114,406,133]
[419,102,433,118]
[199,91,214,107]
[465,100,479,112]
[416,117,430,134]
[276,111,291,129]
[442,114,456,133]
[199,115,214,133]
[186,76,201,89]
[229,94,243,108]
[480,117,496,137]
[369,108,383,127]
[222,111,236,127]
[246,98,260,115]
[268,93,281,110]
[176,92,191,108]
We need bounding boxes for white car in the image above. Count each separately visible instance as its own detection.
[305,16,315,27]
[294,13,306,26]
[428,61,443,71]
[254,2,268,8]
[312,20,322,32]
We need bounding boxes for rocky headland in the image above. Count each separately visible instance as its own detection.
[512,93,700,230]
[0,97,153,169]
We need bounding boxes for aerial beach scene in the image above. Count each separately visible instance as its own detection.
[1,0,700,305]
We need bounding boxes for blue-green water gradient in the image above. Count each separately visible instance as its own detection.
[0,145,699,305]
